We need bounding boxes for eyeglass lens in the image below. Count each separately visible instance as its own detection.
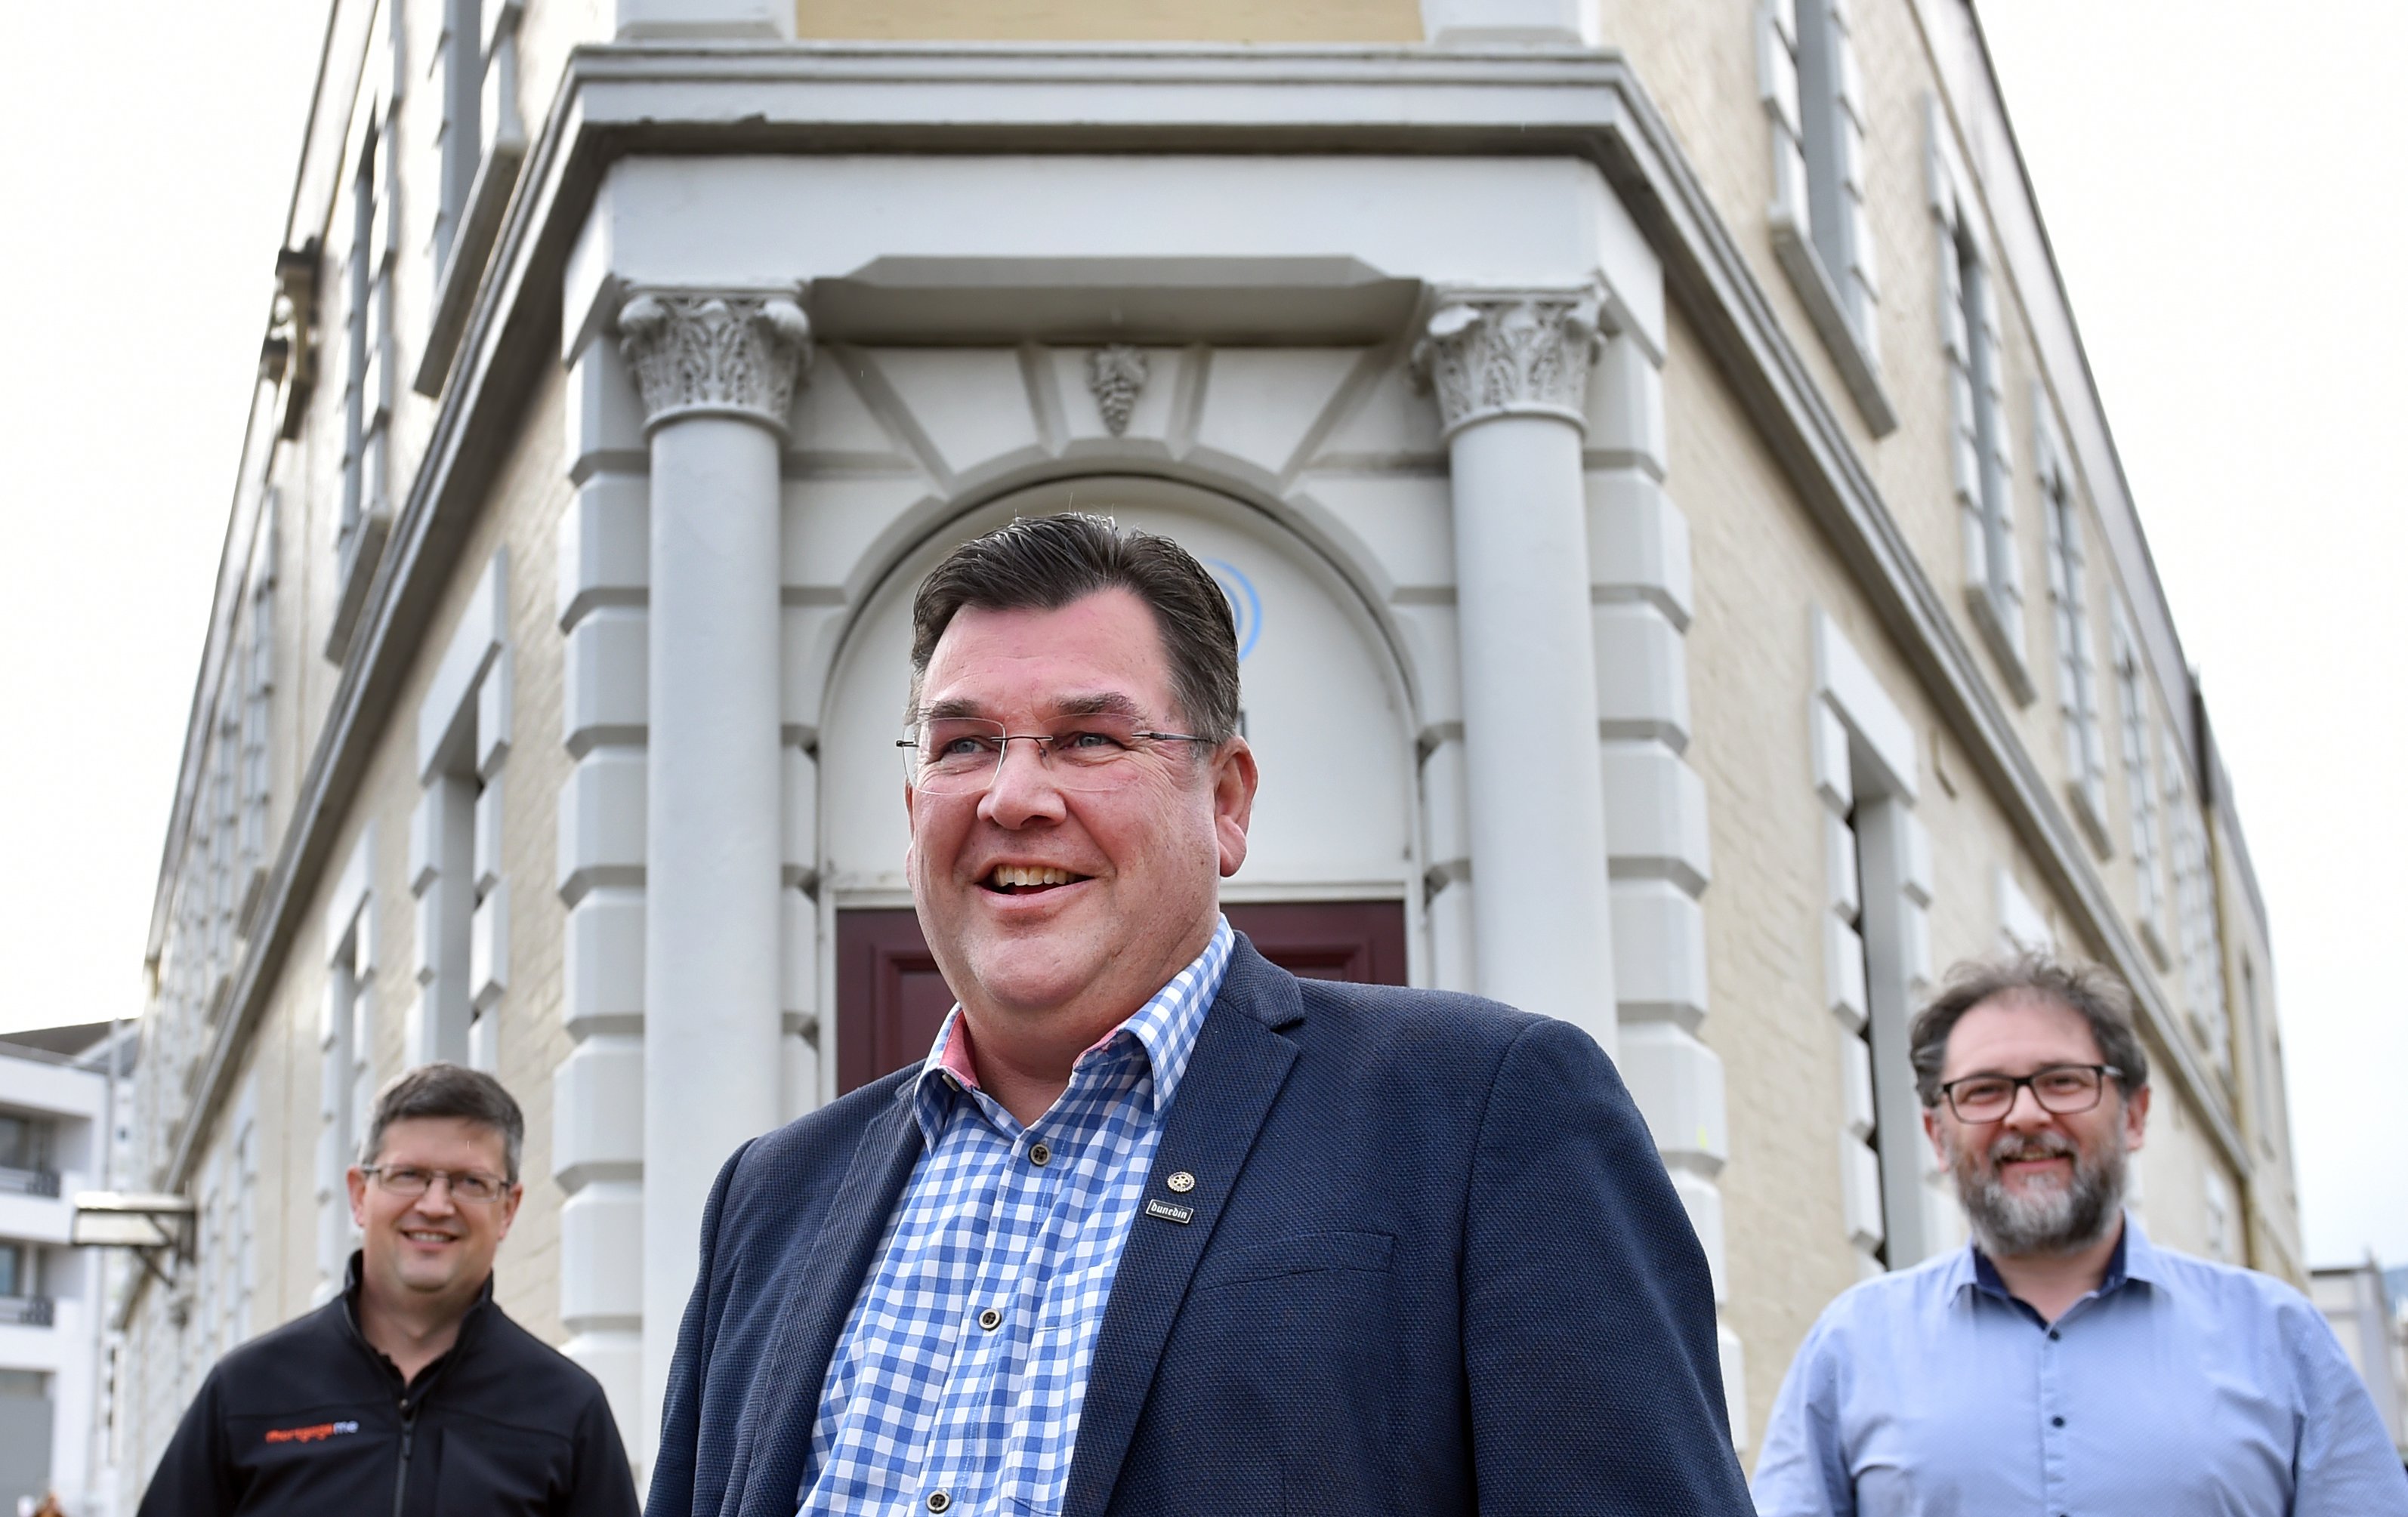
[1946,1065,2106,1121]
[903,717,1170,794]
[372,1167,507,1203]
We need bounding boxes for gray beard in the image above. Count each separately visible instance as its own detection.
[1950,1124,2126,1258]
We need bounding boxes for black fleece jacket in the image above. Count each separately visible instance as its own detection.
[136,1254,639,1517]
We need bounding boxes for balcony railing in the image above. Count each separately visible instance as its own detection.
[0,1297,54,1327]
[0,1167,59,1198]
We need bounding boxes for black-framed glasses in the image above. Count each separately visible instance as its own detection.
[362,1165,512,1204]
[1937,1064,2123,1123]
[897,715,1212,794]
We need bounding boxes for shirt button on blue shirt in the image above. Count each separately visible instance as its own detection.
[1029,1141,1051,1167]
[977,1308,1002,1332]
[926,1491,950,1513]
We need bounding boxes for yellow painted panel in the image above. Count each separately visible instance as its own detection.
[795,0,1423,42]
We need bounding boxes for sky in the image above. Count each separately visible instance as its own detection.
[0,4,2397,1268]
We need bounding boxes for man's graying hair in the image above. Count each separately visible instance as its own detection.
[357,1063,525,1182]
[1909,953,2150,1108]
[908,513,1243,743]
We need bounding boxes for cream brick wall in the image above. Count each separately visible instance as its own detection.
[1665,299,2247,1438]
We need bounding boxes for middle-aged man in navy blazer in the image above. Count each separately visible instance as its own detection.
[648,513,1752,1517]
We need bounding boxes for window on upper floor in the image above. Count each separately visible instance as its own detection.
[332,117,397,664]
[418,0,529,396]
[2162,738,2229,1072]
[1759,0,1894,432]
[0,1244,23,1301]
[2111,601,2169,966]
[2038,415,2110,856]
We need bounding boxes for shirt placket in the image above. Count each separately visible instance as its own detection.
[923,1097,1076,1517]
[2036,1314,2067,1517]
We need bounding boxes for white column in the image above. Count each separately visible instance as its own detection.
[616,288,810,1459]
[1414,290,1619,1054]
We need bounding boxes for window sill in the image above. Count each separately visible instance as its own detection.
[414,139,528,399]
[325,507,393,665]
[2068,777,2113,861]
[1770,220,1897,437]
[1965,582,2036,708]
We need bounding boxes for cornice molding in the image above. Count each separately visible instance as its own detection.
[159,44,2252,1225]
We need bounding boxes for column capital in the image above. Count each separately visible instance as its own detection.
[1410,286,1607,439]
[616,288,812,436]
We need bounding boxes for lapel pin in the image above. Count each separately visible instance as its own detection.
[1166,1171,1196,1193]
[1145,1198,1196,1225]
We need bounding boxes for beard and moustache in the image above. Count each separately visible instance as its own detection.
[1944,1122,2128,1257]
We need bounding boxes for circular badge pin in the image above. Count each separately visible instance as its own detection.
[1166,1171,1196,1193]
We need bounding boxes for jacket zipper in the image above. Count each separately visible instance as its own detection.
[392,1398,416,1517]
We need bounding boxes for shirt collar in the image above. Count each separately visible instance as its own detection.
[1955,1208,2150,1308]
[911,914,1235,1150]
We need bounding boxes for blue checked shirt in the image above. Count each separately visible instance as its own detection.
[798,917,1233,1517]
[1753,1213,2408,1516]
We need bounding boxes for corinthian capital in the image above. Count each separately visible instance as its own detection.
[1410,288,1607,438]
[616,288,813,435]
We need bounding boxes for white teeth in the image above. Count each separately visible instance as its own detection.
[990,865,1074,888]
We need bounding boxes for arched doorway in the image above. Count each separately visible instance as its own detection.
[814,475,1421,1092]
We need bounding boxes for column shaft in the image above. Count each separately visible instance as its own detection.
[641,415,785,1437]
[1446,415,1619,1049]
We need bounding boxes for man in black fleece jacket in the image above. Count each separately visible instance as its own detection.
[137,1064,638,1516]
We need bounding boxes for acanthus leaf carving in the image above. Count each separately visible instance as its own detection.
[1410,288,1607,438]
[616,288,813,435]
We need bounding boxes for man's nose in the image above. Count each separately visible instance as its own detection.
[1999,1081,2051,1127]
[413,1179,462,1216]
[979,737,1067,825]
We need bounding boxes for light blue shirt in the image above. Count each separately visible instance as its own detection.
[1752,1215,2408,1517]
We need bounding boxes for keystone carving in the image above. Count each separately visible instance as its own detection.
[616,289,813,434]
[1087,344,1149,436]
[1410,289,1607,437]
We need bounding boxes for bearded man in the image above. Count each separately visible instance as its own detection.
[1752,955,2408,1516]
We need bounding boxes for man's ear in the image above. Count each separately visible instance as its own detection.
[1923,1107,1949,1167]
[2122,1081,2151,1154]
[1211,738,1259,879]
[346,1166,369,1230]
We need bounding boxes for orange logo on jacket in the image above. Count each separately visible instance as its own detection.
[263,1420,360,1445]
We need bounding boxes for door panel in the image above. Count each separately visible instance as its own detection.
[835,900,1407,1093]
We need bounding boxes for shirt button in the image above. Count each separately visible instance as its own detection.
[2047,1329,2061,1341]
[978,1307,1002,1332]
[1029,1142,1052,1167]
[927,1491,951,1514]
[2051,1415,2065,1427]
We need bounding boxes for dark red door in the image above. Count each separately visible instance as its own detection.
[835,900,1408,1093]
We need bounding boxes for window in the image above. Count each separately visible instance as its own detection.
[2163,740,2229,1070]
[1760,0,1894,430]
[0,1244,23,1300]
[2112,602,2168,962]
[411,552,511,1074]
[2038,405,2109,852]
[1927,103,2028,702]
[318,834,375,1304]
[418,0,529,393]
[237,495,278,923]
[330,119,396,661]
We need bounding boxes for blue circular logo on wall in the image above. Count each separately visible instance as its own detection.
[1205,560,1263,661]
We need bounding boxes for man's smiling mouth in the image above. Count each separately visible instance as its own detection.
[983,865,1085,894]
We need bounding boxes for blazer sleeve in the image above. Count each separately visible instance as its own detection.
[647,1137,755,1517]
[1462,1017,1754,1515]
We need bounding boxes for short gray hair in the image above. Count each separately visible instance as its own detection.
[357,1063,525,1182]
[1908,953,2150,1108]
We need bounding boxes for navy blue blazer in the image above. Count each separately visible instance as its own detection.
[648,936,1752,1516]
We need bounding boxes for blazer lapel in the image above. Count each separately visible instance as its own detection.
[727,1082,923,1517]
[1060,948,1302,1517]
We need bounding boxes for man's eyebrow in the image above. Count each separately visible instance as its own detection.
[914,692,1145,722]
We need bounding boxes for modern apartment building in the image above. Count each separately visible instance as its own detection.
[119,0,2307,1500]
[0,1025,122,1515]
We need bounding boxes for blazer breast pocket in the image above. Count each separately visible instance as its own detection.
[1190,1229,1395,1291]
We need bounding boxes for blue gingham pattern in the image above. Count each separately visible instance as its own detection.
[798,917,1233,1517]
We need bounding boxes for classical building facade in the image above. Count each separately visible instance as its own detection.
[117,0,2306,1499]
